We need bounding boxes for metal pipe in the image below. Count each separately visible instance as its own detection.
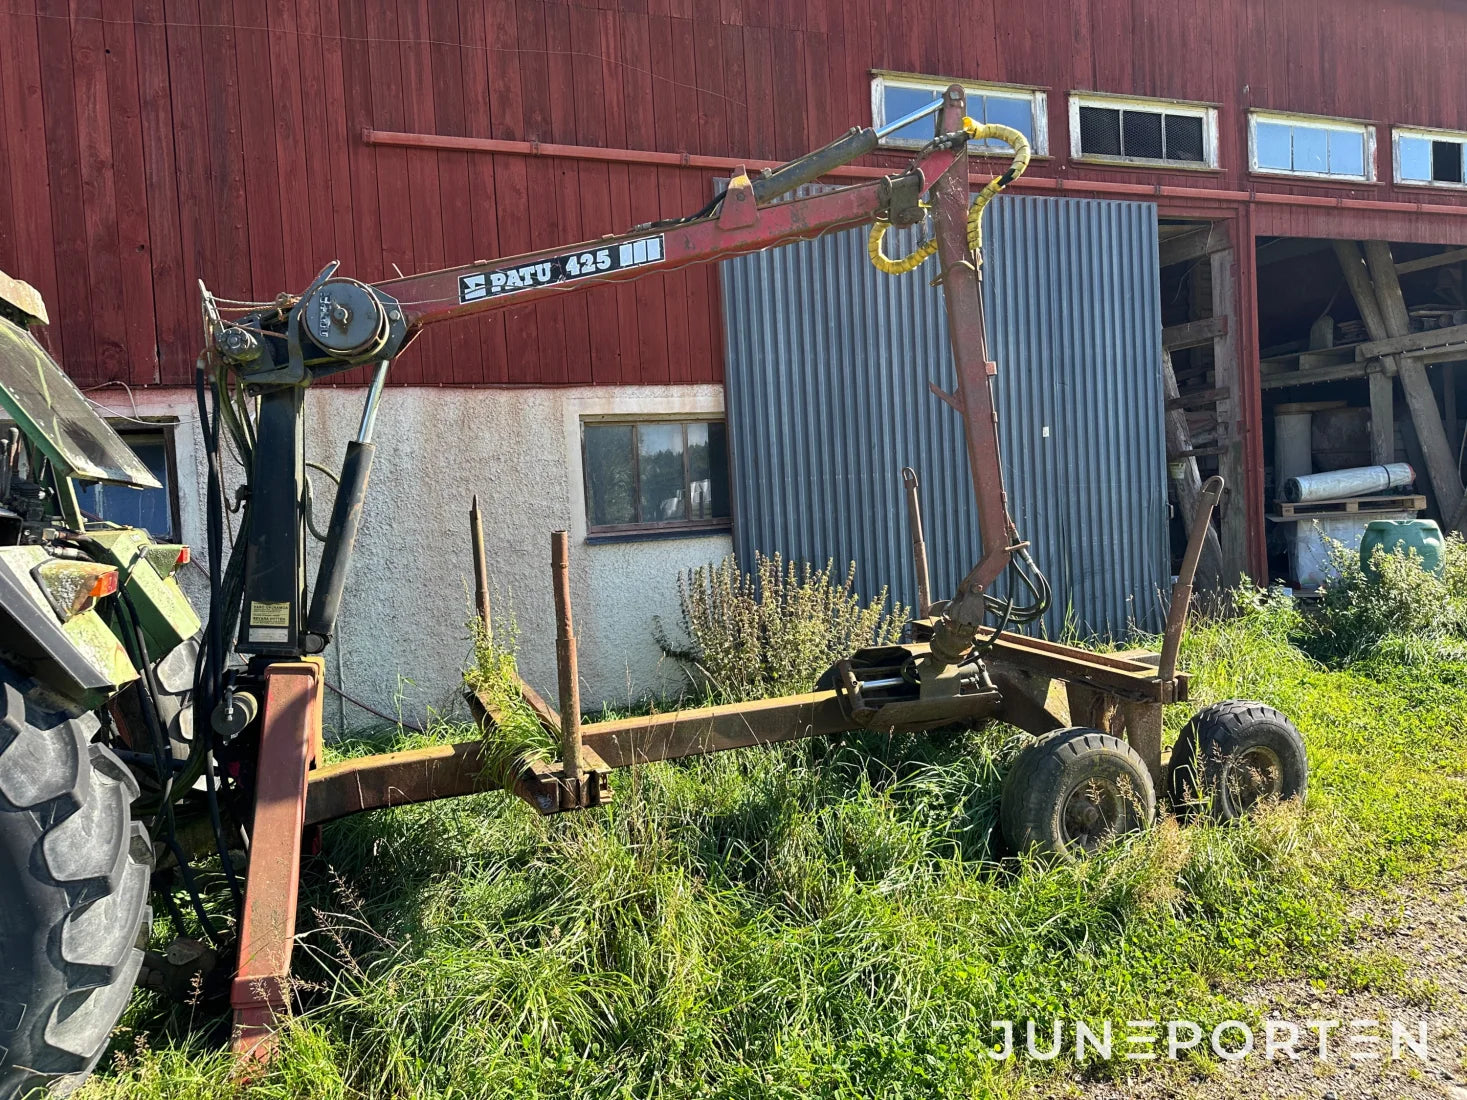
[902,466,932,617]
[1159,475,1224,683]
[303,440,375,651]
[356,359,390,443]
[750,127,881,204]
[551,531,582,788]
[874,96,945,139]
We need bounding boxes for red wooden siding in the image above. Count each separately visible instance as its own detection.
[4,0,1467,388]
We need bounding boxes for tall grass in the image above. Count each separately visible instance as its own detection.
[89,594,1467,1099]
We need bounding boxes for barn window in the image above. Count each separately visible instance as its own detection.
[1069,93,1217,167]
[582,419,731,535]
[871,72,1048,155]
[1395,127,1467,188]
[1249,111,1374,181]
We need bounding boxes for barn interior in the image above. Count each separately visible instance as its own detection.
[1159,222,1467,591]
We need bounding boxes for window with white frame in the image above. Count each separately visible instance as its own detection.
[871,72,1047,156]
[1070,93,1217,167]
[1249,111,1374,181]
[1395,127,1467,187]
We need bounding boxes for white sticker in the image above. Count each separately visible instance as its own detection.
[251,627,289,644]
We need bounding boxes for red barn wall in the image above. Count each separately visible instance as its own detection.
[4,0,1467,389]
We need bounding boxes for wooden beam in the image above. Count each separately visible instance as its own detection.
[1166,385,1229,410]
[1162,351,1224,588]
[1395,246,1467,277]
[1260,360,1370,389]
[1332,241,1391,342]
[1363,240,1464,524]
[1354,322,1467,361]
[1162,315,1228,351]
[1158,222,1229,269]
[1368,368,1394,464]
[1210,244,1248,587]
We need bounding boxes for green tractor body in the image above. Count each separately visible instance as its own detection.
[0,272,201,1100]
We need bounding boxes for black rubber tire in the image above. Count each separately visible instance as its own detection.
[0,666,152,1100]
[113,634,198,760]
[1167,700,1307,821]
[1000,727,1156,859]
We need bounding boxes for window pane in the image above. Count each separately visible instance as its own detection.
[976,93,1033,150]
[687,422,731,521]
[1255,121,1293,170]
[881,84,942,144]
[584,423,636,526]
[1399,135,1432,181]
[638,423,685,523]
[1328,129,1365,177]
[1121,110,1164,159]
[1293,125,1328,173]
[1164,114,1205,162]
[1432,139,1464,183]
[74,435,172,537]
[1078,106,1121,156]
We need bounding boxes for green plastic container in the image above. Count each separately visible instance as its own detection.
[1359,518,1445,579]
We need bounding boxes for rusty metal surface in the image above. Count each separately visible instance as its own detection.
[550,531,583,788]
[902,467,932,618]
[1160,475,1224,682]
[305,740,499,825]
[230,659,323,1056]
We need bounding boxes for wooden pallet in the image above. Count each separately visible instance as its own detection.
[1274,494,1425,518]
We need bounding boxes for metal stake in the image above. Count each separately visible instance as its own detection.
[902,467,932,618]
[469,496,492,645]
[1159,475,1224,683]
[550,531,583,791]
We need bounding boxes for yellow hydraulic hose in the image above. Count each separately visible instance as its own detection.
[867,119,1031,276]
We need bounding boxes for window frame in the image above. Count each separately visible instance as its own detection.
[1247,109,1377,183]
[1392,125,1467,190]
[580,415,732,538]
[74,418,182,541]
[870,70,1049,157]
[1068,91,1220,170]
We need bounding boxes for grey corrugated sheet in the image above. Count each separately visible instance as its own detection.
[720,192,1167,638]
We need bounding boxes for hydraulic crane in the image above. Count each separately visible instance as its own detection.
[187,85,1264,1054]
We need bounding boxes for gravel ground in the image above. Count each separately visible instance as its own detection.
[1043,862,1467,1100]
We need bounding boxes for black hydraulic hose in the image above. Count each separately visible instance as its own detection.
[115,591,222,946]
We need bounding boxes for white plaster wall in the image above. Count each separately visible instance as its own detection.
[94,384,731,732]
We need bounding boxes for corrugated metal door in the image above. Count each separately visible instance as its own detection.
[720,193,1166,637]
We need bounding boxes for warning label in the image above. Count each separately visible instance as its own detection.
[250,601,291,627]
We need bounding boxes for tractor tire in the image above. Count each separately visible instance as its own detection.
[1000,727,1155,858]
[1167,700,1307,821]
[113,633,198,759]
[0,665,152,1100]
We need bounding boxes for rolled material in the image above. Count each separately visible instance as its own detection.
[1274,411,1314,489]
[1283,463,1414,503]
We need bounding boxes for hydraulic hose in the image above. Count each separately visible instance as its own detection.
[867,119,1031,275]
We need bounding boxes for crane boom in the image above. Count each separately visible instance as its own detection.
[197,83,1040,694]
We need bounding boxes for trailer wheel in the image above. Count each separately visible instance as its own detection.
[1000,727,1155,858]
[0,666,152,1100]
[1167,700,1307,820]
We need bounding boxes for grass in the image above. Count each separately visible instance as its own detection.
[85,595,1467,1099]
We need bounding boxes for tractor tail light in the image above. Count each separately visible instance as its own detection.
[143,543,190,579]
[31,560,121,622]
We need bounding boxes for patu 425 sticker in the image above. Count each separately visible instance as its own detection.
[459,235,665,303]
